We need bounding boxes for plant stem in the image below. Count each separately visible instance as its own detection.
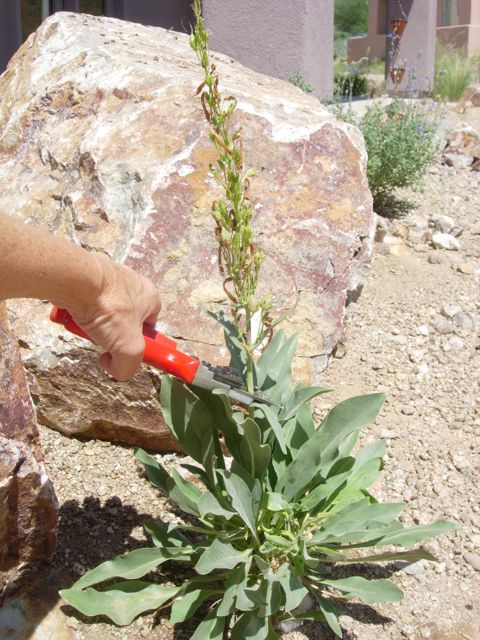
[190,0,272,378]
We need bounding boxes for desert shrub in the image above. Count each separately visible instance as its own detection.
[433,43,478,102]
[335,67,369,98]
[335,99,438,214]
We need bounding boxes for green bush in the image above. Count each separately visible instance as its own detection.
[335,68,369,98]
[336,99,438,213]
[433,43,478,102]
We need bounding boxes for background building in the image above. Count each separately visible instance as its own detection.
[348,0,480,62]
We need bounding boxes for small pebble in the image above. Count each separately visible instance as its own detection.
[456,262,475,275]
[463,552,480,571]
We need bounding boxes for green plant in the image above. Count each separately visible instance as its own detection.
[288,71,314,94]
[334,65,369,98]
[335,98,438,214]
[59,3,457,637]
[334,56,371,99]
[433,43,478,102]
[60,339,456,636]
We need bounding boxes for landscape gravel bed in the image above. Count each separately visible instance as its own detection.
[29,130,480,639]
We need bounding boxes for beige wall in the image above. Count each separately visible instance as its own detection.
[203,0,334,99]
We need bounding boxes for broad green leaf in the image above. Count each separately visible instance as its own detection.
[170,587,220,625]
[253,403,287,454]
[160,376,216,467]
[299,470,351,512]
[254,555,270,572]
[135,448,172,493]
[230,611,270,640]
[322,576,403,604]
[255,333,298,404]
[353,440,387,468]
[236,578,283,617]
[276,563,309,612]
[264,492,290,512]
[328,458,383,513]
[283,404,315,454]
[310,501,405,544]
[239,418,271,479]
[373,519,458,547]
[143,520,190,549]
[236,581,264,612]
[170,468,203,515]
[219,470,259,538]
[190,605,225,640]
[180,462,211,487]
[255,331,291,386]
[340,548,438,563]
[265,579,283,616]
[277,394,385,500]
[281,385,331,422]
[60,581,179,626]
[217,559,251,616]
[198,490,237,520]
[135,450,200,516]
[195,539,252,575]
[321,522,405,546]
[72,547,191,589]
[337,429,360,459]
[316,596,343,636]
[228,462,263,520]
[317,394,386,474]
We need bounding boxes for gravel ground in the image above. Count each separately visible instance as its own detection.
[9,107,480,640]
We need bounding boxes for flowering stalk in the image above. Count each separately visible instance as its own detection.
[190,0,271,392]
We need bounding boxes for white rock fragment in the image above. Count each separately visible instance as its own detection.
[431,233,460,251]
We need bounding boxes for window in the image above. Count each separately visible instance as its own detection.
[441,0,461,27]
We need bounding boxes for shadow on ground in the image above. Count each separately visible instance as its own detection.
[1,497,399,640]
[0,495,157,639]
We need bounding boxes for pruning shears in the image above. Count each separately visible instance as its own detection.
[50,307,275,407]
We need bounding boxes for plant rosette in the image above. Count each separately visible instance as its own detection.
[61,324,457,638]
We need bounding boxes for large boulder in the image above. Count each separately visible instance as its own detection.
[0,12,375,451]
[0,303,58,602]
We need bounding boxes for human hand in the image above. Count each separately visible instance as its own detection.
[56,255,161,381]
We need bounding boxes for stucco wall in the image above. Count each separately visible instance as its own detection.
[122,0,193,30]
[203,0,334,99]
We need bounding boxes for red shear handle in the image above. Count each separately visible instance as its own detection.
[50,306,201,384]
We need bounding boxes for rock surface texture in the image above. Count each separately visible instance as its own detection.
[0,303,58,602]
[0,12,374,450]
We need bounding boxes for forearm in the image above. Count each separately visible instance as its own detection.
[0,213,162,380]
[0,213,103,311]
